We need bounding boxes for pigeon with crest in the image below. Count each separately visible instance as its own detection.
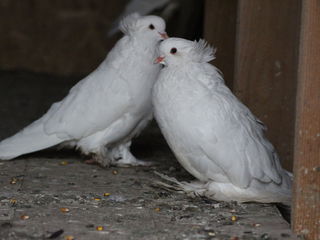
[152,37,292,205]
[0,14,168,167]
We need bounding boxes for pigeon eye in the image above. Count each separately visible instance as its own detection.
[170,48,177,54]
[149,24,155,30]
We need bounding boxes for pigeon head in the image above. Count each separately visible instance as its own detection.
[155,38,216,66]
[120,13,168,41]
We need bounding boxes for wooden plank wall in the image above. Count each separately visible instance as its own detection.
[233,0,301,171]
[204,0,237,89]
[292,0,320,239]
[0,0,127,75]
[205,0,320,237]
[205,0,301,171]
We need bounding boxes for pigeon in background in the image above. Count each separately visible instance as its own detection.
[152,38,292,205]
[0,13,168,167]
[108,0,175,36]
[108,0,203,40]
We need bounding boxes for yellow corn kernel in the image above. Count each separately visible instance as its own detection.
[65,236,74,240]
[96,226,104,231]
[60,161,68,166]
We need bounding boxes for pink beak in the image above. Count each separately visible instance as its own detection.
[159,32,169,39]
[154,56,165,64]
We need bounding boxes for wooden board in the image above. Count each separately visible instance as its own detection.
[0,0,127,75]
[292,0,320,239]
[233,0,301,170]
[204,0,237,89]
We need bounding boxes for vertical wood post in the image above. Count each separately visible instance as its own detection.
[233,0,301,170]
[204,0,237,89]
[292,0,320,239]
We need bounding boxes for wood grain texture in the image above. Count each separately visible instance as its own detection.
[292,0,320,239]
[0,0,127,75]
[204,0,237,89]
[233,0,301,170]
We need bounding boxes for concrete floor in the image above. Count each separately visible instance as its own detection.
[0,71,298,240]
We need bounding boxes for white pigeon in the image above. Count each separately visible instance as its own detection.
[152,38,292,205]
[0,13,168,167]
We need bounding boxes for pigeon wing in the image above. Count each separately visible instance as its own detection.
[43,59,133,140]
[190,66,282,188]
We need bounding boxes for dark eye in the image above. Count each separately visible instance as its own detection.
[149,24,155,30]
[170,48,177,54]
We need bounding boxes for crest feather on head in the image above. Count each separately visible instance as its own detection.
[119,13,141,35]
[191,39,216,63]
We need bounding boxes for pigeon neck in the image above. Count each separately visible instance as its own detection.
[131,36,159,56]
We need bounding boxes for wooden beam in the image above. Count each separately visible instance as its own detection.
[204,0,237,89]
[233,0,301,170]
[292,0,320,239]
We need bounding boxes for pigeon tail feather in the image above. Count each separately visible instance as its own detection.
[155,172,291,205]
[0,118,63,160]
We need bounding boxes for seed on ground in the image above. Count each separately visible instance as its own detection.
[20,215,30,220]
[65,236,74,240]
[60,161,68,166]
[60,207,70,213]
[96,226,104,231]
[10,178,18,184]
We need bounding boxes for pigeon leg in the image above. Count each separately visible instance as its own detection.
[110,142,154,167]
[84,158,98,165]
[88,150,112,168]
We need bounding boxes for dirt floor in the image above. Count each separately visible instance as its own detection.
[0,71,298,240]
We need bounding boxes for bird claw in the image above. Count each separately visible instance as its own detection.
[154,171,182,186]
[84,158,99,165]
[154,171,207,197]
[112,158,155,167]
[85,154,112,168]
[152,180,184,192]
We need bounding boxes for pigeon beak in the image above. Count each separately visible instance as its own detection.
[154,56,165,64]
[159,32,169,39]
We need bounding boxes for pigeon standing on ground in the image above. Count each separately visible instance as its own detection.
[0,13,168,167]
[152,38,292,205]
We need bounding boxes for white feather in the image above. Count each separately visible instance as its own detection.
[108,0,170,36]
[0,15,166,167]
[152,38,292,204]
[0,118,62,160]
[119,13,141,36]
[191,39,216,63]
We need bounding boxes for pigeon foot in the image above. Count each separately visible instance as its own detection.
[84,158,98,165]
[86,153,111,168]
[154,171,207,197]
[110,143,155,167]
[112,156,154,167]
